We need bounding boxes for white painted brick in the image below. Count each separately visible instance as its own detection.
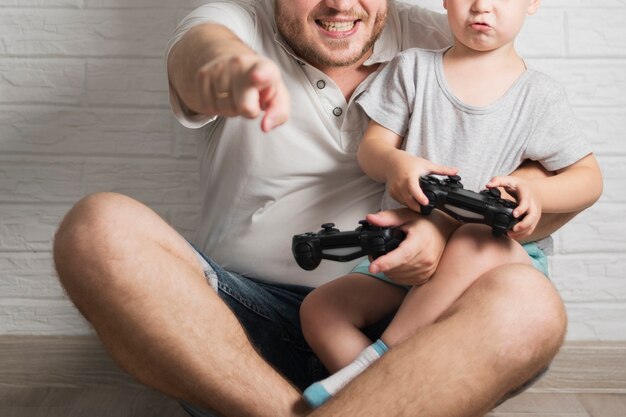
[0,59,84,105]
[567,10,626,56]
[0,1,83,6]
[565,303,626,341]
[554,202,626,254]
[0,300,92,335]
[516,10,565,58]
[0,160,84,203]
[85,0,205,9]
[528,59,626,107]
[0,252,64,299]
[0,105,175,156]
[82,160,200,205]
[546,1,626,7]
[551,254,626,302]
[594,156,626,203]
[84,59,168,107]
[575,108,626,155]
[0,205,68,251]
[1,58,169,107]
[0,10,178,58]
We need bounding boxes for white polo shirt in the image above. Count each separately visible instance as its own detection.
[166,0,451,287]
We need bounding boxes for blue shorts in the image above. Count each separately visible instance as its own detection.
[351,242,549,286]
[181,245,547,416]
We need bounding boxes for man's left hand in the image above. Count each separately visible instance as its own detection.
[365,208,459,286]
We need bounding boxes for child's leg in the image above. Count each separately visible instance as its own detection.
[300,273,406,371]
[382,224,533,346]
[300,273,406,406]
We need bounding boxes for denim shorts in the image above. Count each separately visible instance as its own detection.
[181,247,396,417]
[181,245,547,416]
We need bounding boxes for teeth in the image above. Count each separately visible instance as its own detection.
[319,20,356,32]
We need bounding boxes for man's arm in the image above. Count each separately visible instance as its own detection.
[167,23,290,131]
[509,160,587,243]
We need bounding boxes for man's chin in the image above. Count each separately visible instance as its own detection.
[311,43,371,67]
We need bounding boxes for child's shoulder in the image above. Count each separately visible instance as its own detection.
[393,47,447,67]
[397,46,446,59]
[523,67,568,97]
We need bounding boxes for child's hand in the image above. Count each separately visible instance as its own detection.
[485,176,542,240]
[386,153,457,213]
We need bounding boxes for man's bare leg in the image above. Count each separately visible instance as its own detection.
[53,192,307,417]
[310,263,566,417]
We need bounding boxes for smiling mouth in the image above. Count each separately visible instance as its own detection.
[316,19,359,32]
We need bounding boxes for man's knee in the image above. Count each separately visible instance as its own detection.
[53,192,148,294]
[460,265,566,371]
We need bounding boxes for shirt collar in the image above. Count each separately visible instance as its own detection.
[364,10,400,66]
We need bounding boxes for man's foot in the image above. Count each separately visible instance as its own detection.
[303,339,389,408]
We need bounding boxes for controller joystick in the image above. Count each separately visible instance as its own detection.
[419,175,523,236]
[292,221,406,271]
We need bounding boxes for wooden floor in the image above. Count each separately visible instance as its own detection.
[1,336,625,416]
[1,387,626,417]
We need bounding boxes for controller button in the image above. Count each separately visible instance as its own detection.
[321,223,335,231]
[449,175,461,182]
[358,220,370,229]
[487,188,501,198]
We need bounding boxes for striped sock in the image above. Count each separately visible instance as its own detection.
[303,339,389,408]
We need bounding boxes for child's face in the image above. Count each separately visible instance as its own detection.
[443,0,541,52]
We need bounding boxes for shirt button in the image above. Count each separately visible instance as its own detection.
[333,107,343,117]
[316,80,326,89]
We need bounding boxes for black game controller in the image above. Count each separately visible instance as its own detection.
[419,175,523,236]
[292,221,406,271]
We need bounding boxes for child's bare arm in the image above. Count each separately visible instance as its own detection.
[357,120,457,212]
[488,153,603,240]
[533,153,603,213]
[508,161,581,243]
[357,121,405,183]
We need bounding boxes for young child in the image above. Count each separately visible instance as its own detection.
[300,0,603,408]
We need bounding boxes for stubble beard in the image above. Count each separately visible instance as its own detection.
[275,3,388,68]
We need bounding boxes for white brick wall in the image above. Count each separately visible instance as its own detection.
[0,1,624,340]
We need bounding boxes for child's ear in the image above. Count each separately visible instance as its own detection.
[443,0,448,11]
[527,0,541,15]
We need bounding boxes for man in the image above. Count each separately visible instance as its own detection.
[54,1,574,416]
